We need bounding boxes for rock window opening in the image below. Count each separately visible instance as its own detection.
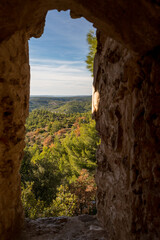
[20,10,99,220]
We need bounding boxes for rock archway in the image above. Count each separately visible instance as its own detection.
[0,1,160,239]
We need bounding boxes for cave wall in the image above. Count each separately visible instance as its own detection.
[0,31,30,239]
[93,33,160,240]
[0,1,159,240]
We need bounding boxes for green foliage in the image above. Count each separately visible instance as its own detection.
[21,149,33,184]
[85,30,97,76]
[31,147,63,205]
[44,185,77,217]
[56,100,92,114]
[50,120,63,134]
[21,182,44,219]
[21,97,100,218]
[61,118,99,179]
[21,170,96,218]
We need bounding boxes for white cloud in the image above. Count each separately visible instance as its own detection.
[30,58,83,65]
[30,58,93,95]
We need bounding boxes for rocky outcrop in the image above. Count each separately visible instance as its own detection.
[0,1,160,240]
[0,31,30,239]
[93,33,160,240]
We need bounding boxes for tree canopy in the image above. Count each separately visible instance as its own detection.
[20,98,100,219]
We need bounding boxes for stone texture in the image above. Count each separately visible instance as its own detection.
[93,33,160,240]
[0,31,30,240]
[0,1,160,240]
[20,215,107,240]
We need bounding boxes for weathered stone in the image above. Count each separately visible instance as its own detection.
[0,31,30,240]
[94,34,160,240]
[21,215,107,240]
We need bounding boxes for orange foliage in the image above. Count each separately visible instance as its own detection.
[49,143,55,148]
[73,117,86,137]
[55,128,67,137]
[43,135,53,146]
[70,169,97,215]
[74,126,80,137]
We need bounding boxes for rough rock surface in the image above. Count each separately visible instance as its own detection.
[0,30,30,239]
[93,33,160,240]
[20,215,107,240]
[0,1,160,240]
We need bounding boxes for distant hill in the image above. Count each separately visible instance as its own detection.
[29,96,92,113]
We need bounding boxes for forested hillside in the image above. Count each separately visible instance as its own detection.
[29,96,92,113]
[21,97,99,219]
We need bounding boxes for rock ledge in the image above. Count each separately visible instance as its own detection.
[21,215,107,240]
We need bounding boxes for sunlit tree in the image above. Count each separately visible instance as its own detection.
[85,30,97,76]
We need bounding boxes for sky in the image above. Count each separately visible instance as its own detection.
[29,10,94,96]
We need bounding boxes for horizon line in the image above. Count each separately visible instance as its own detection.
[30,95,92,97]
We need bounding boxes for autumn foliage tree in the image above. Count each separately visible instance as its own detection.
[70,169,97,215]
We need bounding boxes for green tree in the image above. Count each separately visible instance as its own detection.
[85,30,97,76]
[31,146,63,205]
[20,149,33,184]
[51,120,62,134]
[21,182,44,219]
[61,117,99,178]
[44,185,77,217]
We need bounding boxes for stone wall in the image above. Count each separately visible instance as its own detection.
[0,31,30,240]
[93,33,160,240]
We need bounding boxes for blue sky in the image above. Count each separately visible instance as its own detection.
[29,10,94,96]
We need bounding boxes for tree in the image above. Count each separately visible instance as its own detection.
[70,169,97,215]
[31,146,63,205]
[44,185,77,217]
[21,106,100,218]
[20,149,33,184]
[85,30,97,76]
[21,182,44,219]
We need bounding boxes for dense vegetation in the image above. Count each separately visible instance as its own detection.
[21,97,100,219]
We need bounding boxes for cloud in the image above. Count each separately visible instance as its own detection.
[30,58,93,95]
[30,58,84,66]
